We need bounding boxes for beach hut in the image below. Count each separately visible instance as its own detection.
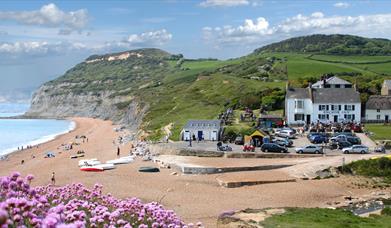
[181,120,221,141]
[245,130,269,147]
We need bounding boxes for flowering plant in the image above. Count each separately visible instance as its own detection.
[0,172,200,227]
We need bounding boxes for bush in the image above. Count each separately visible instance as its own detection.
[381,207,391,216]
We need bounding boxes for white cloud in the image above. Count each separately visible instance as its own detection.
[200,0,250,7]
[0,41,87,56]
[334,2,350,8]
[125,29,172,46]
[0,3,88,32]
[203,12,391,46]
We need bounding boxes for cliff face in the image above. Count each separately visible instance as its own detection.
[25,48,174,131]
[26,83,146,130]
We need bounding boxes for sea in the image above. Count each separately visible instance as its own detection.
[0,103,75,156]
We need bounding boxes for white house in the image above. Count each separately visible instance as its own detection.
[286,82,361,125]
[365,96,391,123]
[311,76,352,89]
[181,120,221,141]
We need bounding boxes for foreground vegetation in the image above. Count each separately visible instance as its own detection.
[342,157,391,183]
[261,208,391,228]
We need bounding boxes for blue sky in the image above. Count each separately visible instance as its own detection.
[1,0,391,91]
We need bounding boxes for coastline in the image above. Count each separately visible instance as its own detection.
[0,118,76,157]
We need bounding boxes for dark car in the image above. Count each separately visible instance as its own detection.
[346,136,361,145]
[307,132,327,140]
[234,136,244,145]
[261,143,288,153]
[309,135,328,144]
[272,138,293,147]
[337,141,352,149]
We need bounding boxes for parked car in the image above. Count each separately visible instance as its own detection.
[272,138,293,147]
[276,130,296,139]
[295,145,323,154]
[309,135,328,144]
[342,145,369,154]
[275,127,296,134]
[330,134,348,143]
[351,124,363,133]
[234,136,244,145]
[261,143,288,153]
[307,132,327,140]
[374,145,386,153]
[337,141,352,149]
[333,132,354,137]
[346,136,361,145]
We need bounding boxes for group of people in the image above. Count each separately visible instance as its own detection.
[18,145,38,151]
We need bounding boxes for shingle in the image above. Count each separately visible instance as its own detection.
[312,88,360,103]
[366,96,391,110]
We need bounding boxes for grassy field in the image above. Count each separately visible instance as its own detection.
[309,55,391,64]
[259,53,376,79]
[365,124,391,140]
[261,208,391,228]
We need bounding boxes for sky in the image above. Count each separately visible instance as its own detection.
[1,0,391,91]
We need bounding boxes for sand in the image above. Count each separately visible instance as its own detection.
[0,117,375,227]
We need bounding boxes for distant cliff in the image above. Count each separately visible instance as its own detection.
[25,48,174,130]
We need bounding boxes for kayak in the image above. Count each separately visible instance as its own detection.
[80,166,104,172]
[78,159,101,167]
[106,156,134,165]
[95,164,116,170]
[138,167,160,173]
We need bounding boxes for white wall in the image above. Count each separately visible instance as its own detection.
[285,98,313,124]
[366,109,391,120]
[182,129,219,141]
[312,103,361,123]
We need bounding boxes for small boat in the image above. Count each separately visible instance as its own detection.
[95,163,116,170]
[80,166,104,172]
[106,156,134,165]
[138,167,160,173]
[78,159,100,167]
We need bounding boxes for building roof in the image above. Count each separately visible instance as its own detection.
[366,95,391,110]
[259,114,283,119]
[312,88,361,103]
[383,80,391,89]
[286,88,311,99]
[312,76,351,87]
[183,120,221,130]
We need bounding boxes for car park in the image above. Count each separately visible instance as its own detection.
[295,145,323,154]
[261,143,288,153]
[272,138,293,147]
[342,145,369,154]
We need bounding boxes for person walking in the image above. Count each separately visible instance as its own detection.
[117,146,120,157]
[51,172,56,185]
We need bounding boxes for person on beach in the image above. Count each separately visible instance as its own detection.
[117,147,120,157]
[51,172,56,185]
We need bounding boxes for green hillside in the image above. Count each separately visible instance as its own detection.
[41,35,391,140]
[255,34,391,56]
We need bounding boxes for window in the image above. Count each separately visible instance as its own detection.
[335,84,341,88]
[294,114,304,121]
[331,105,335,111]
[319,105,327,111]
[318,114,327,120]
[344,114,355,120]
[377,115,381,120]
[344,105,355,111]
[295,100,304,109]
[377,109,381,113]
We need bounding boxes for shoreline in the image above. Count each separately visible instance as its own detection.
[0,118,77,158]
